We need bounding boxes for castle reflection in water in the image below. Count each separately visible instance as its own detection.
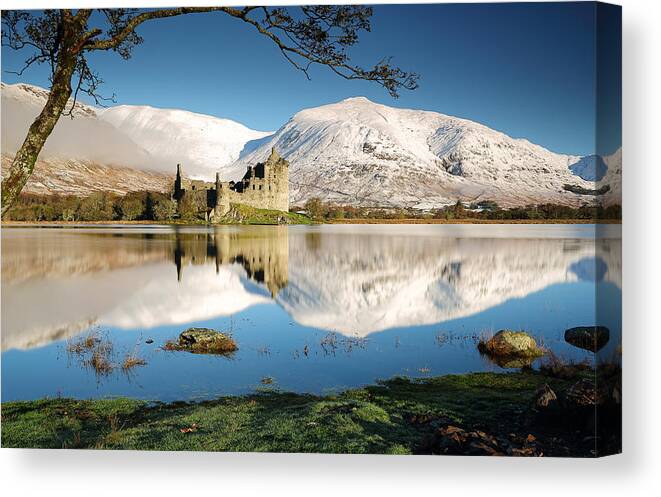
[172,227,289,297]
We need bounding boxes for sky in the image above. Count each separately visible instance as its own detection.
[2,3,621,156]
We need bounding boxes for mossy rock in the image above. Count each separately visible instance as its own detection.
[478,330,543,361]
[564,326,610,353]
[166,328,237,355]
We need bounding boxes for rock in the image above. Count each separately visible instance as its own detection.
[429,424,543,457]
[145,338,154,344]
[179,328,219,346]
[564,326,610,352]
[433,425,505,456]
[533,384,558,409]
[166,328,238,354]
[564,378,607,408]
[528,383,561,427]
[478,330,543,361]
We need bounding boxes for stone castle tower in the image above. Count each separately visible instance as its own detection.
[173,148,289,221]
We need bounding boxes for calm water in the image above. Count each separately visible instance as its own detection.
[1,224,621,402]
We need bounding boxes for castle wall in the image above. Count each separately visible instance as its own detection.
[175,148,289,222]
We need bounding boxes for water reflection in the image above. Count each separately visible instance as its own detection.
[1,224,622,401]
[1,225,621,352]
[173,227,289,297]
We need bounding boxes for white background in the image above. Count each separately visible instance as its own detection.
[1,0,659,495]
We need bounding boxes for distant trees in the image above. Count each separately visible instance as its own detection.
[4,192,622,223]
[1,7,419,217]
[304,197,326,220]
[176,194,206,220]
[4,190,183,222]
[150,194,177,221]
[117,192,146,220]
[77,192,115,221]
[295,198,622,222]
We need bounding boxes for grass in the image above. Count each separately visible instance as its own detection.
[1,370,595,453]
[121,354,147,372]
[217,204,313,225]
[66,331,101,355]
[67,330,148,377]
[87,348,114,376]
[67,331,116,376]
[539,350,591,380]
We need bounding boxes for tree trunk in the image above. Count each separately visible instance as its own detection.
[1,58,76,218]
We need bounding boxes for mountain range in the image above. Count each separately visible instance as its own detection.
[1,82,620,207]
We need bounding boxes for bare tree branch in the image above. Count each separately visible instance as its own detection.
[1,5,420,217]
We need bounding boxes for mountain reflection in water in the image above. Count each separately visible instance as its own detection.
[2,225,620,351]
[1,224,622,401]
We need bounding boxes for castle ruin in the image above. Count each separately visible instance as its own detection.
[173,147,289,221]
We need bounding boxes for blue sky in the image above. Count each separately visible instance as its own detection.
[2,3,621,156]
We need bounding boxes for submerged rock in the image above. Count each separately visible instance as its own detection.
[165,328,238,355]
[478,330,543,363]
[564,326,610,353]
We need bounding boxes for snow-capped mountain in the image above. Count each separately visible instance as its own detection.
[1,82,271,182]
[2,83,621,207]
[1,82,155,169]
[228,97,619,208]
[97,105,271,179]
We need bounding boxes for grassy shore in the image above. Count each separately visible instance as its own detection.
[1,370,611,455]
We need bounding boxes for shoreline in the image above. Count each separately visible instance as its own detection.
[1,368,621,456]
[1,218,622,227]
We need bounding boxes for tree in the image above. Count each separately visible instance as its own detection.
[177,193,204,220]
[76,191,116,221]
[118,192,145,220]
[304,197,325,219]
[150,193,177,221]
[1,7,419,217]
[452,200,465,219]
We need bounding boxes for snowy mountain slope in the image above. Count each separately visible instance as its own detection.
[1,83,155,169]
[0,154,172,196]
[2,83,621,207]
[1,82,271,185]
[228,97,617,208]
[98,105,272,179]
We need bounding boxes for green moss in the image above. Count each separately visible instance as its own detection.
[1,371,580,452]
[216,203,312,225]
